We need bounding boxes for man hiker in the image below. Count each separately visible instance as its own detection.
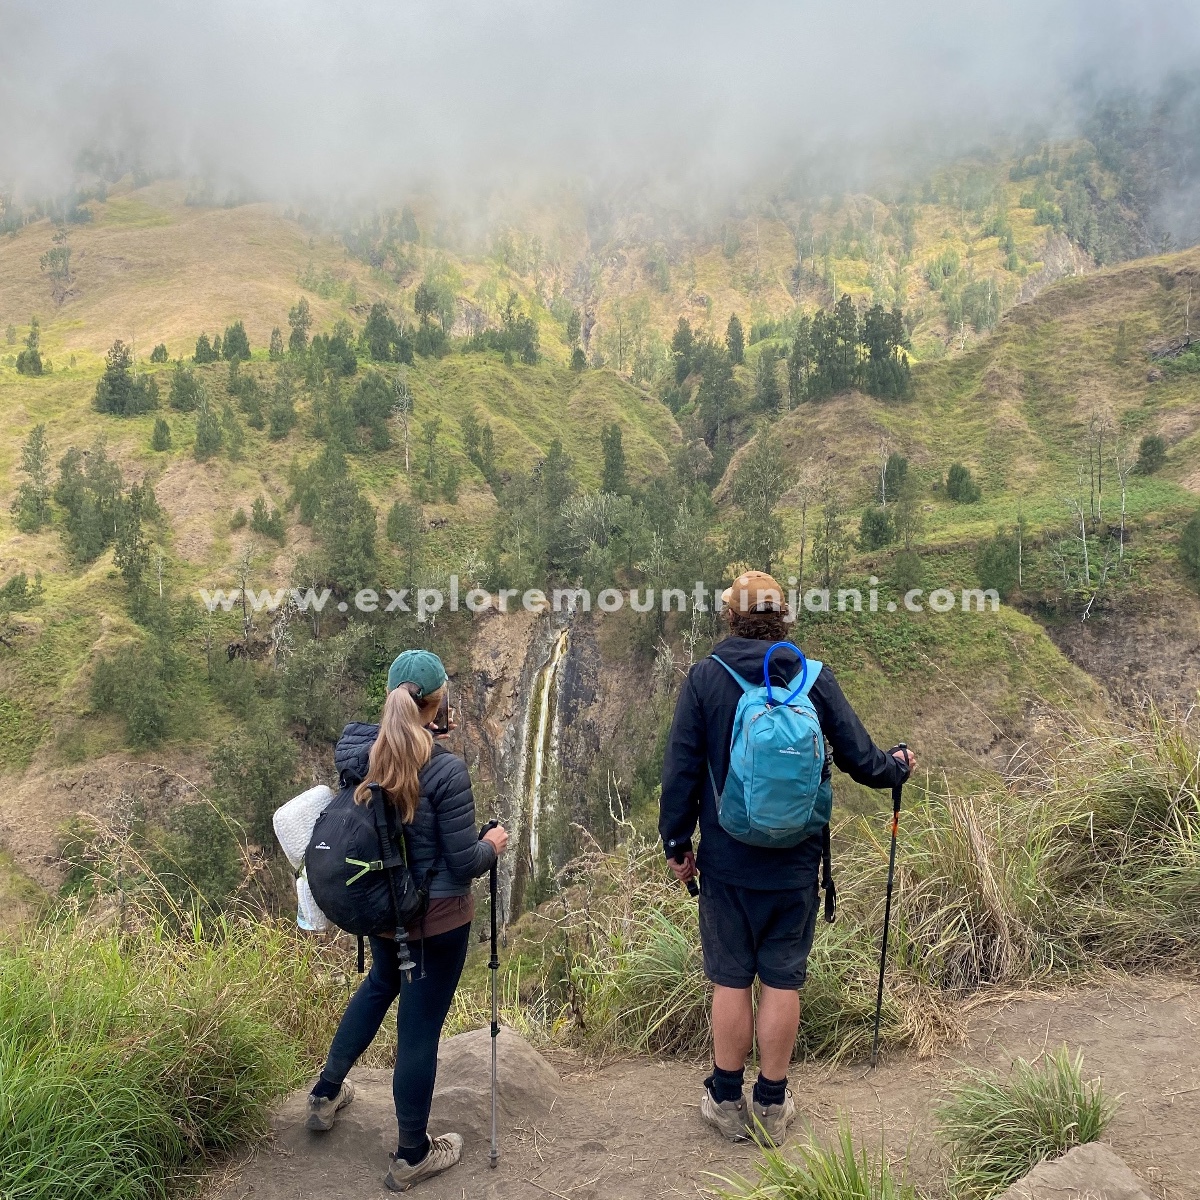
[659,570,915,1145]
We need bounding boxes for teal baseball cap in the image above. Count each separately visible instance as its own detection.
[387,649,447,698]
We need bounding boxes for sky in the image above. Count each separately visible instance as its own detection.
[2,0,1199,204]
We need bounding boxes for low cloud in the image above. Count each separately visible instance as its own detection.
[2,0,1199,206]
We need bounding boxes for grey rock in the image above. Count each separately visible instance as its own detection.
[999,1142,1152,1200]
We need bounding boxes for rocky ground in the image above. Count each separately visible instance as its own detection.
[210,975,1197,1200]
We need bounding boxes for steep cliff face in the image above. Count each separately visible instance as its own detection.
[453,609,620,924]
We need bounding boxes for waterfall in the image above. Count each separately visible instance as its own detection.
[508,627,569,916]
[526,628,569,867]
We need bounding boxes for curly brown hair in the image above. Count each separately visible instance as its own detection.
[727,608,791,641]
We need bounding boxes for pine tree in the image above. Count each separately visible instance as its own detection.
[11,424,52,532]
[15,317,43,376]
[151,418,172,451]
[113,482,152,590]
[787,315,812,405]
[194,402,223,461]
[169,361,202,411]
[671,317,695,384]
[288,298,312,354]
[268,376,297,440]
[194,332,218,363]
[269,327,284,360]
[600,423,627,495]
[725,313,744,365]
[754,347,783,412]
[386,499,425,586]
[222,320,251,362]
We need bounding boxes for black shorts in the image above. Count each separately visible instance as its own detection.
[698,876,820,990]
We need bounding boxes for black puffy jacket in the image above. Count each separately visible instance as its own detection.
[334,722,496,899]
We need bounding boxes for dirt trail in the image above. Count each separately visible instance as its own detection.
[213,976,1198,1200]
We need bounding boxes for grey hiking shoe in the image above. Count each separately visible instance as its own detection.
[385,1133,463,1192]
[305,1079,355,1131]
[700,1087,750,1142]
[751,1089,796,1147]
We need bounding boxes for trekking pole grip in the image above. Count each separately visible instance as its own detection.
[891,743,908,820]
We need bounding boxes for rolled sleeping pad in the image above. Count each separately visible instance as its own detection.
[273,784,335,933]
[272,784,334,869]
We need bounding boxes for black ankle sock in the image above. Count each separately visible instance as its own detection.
[310,1076,340,1101]
[705,1064,745,1104]
[394,1136,430,1166]
[753,1072,788,1107]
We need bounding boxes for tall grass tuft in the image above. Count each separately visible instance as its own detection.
[935,1047,1118,1199]
[0,913,356,1200]
[484,837,955,1062]
[715,1123,916,1200]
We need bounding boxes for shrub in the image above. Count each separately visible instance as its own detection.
[1137,434,1166,474]
[250,496,286,544]
[150,800,245,913]
[268,327,284,360]
[571,346,587,371]
[946,463,981,503]
[892,548,922,594]
[168,361,202,411]
[976,529,1019,598]
[936,1048,1117,1199]
[442,461,460,503]
[90,644,172,747]
[151,418,172,451]
[230,507,247,531]
[149,343,168,363]
[1182,511,1200,588]
[859,505,895,550]
[209,723,298,847]
[880,452,908,504]
[0,572,42,614]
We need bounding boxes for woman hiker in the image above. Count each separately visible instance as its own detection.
[306,649,509,1192]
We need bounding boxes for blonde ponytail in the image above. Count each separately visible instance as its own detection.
[354,684,440,822]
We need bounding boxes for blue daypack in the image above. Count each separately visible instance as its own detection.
[707,642,833,850]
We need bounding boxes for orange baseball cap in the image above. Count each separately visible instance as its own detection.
[721,570,786,614]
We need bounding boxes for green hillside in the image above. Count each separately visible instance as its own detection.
[0,157,1198,919]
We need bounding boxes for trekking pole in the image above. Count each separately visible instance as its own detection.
[480,820,501,1169]
[870,744,906,1069]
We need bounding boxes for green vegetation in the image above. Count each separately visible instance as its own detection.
[1137,433,1166,474]
[1182,510,1200,588]
[718,1124,915,1200]
[936,1048,1117,1199]
[0,918,320,1200]
[15,317,44,376]
[456,704,1197,1062]
[93,340,159,415]
[151,417,172,451]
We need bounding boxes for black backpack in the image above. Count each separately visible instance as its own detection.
[305,779,433,971]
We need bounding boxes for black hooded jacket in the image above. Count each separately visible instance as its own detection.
[335,722,495,899]
[659,637,908,891]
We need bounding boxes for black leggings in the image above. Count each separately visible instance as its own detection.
[320,923,471,1147]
